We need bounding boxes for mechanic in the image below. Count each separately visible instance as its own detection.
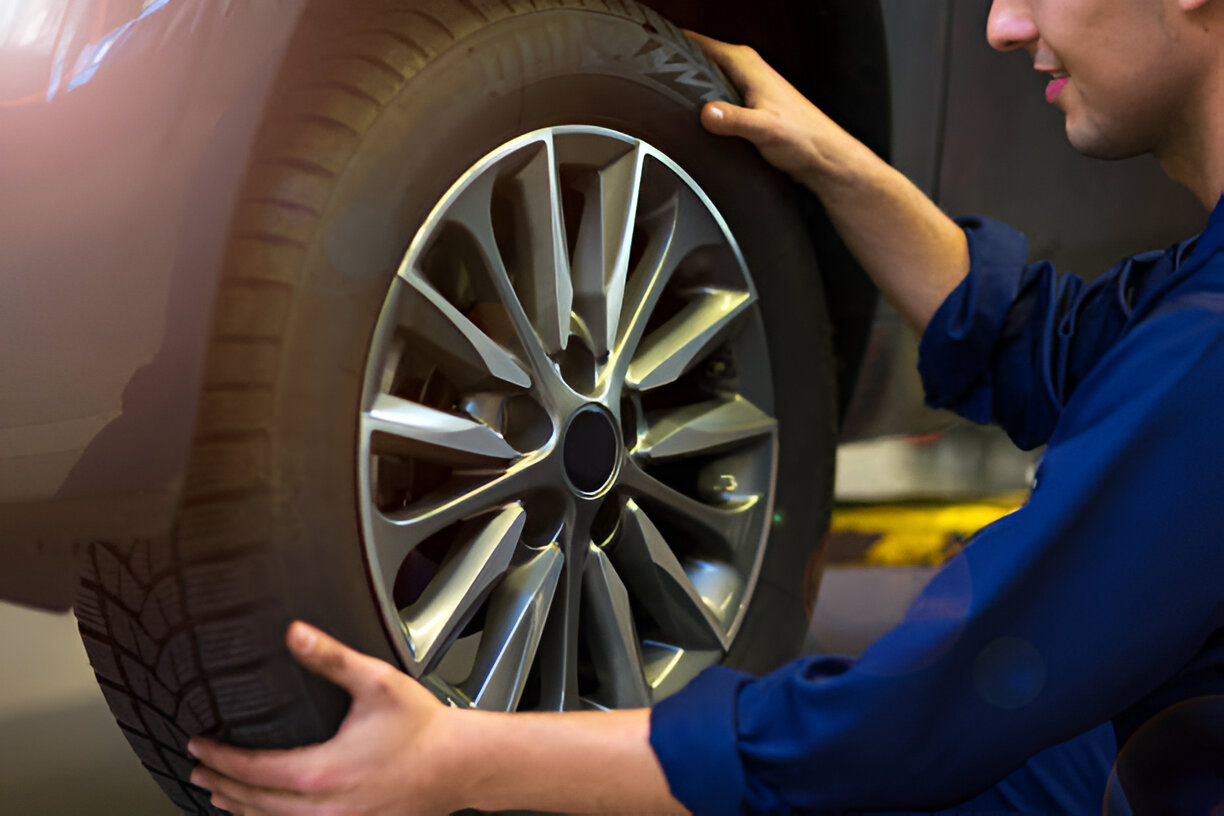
[186,0,1224,812]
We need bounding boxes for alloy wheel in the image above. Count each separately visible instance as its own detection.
[358,126,779,711]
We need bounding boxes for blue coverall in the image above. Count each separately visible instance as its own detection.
[650,197,1224,814]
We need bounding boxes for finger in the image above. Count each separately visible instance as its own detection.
[700,101,774,143]
[285,620,393,697]
[700,101,737,135]
[188,736,328,793]
[191,764,314,816]
[681,29,735,62]
[680,29,721,51]
[208,792,245,815]
[681,30,763,93]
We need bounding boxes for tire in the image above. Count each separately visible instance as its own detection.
[72,1,837,812]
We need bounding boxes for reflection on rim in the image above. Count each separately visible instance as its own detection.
[357,126,778,712]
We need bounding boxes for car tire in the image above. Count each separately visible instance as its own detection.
[72,1,838,812]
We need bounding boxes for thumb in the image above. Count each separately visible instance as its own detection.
[700,101,766,141]
[286,620,385,695]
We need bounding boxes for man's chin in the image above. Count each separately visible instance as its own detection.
[1065,121,1145,162]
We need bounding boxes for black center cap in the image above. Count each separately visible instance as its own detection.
[562,406,620,495]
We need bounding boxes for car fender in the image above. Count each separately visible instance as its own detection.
[0,0,309,609]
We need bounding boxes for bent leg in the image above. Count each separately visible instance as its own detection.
[876,721,1116,814]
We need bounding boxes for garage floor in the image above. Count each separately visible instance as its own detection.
[0,426,1036,815]
[0,604,171,815]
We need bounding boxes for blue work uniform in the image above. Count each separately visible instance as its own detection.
[650,197,1224,814]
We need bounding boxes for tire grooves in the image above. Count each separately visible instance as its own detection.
[78,619,211,672]
[362,25,431,59]
[178,487,274,509]
[311,79,384,108]
[253,156,337,178]
[338,52,408,80]
[204,335,283,346]
[206,335,282,346]
[77,540,223,809]
[191,430,272,448]
[228,231,308,248]
[287,112,364,138]
[456,0,492,23]
[171,527,228,811]
[74,2,720,813]
[198,383,276,394]
[385,9,456,40]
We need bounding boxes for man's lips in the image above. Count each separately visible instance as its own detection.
[1045,76,1069,103]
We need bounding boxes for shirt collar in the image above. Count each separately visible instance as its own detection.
[1194,194,1224,260]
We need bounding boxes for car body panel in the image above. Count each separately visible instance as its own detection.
[0,0,307,607]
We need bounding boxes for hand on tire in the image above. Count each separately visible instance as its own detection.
[685,31,847,183]
[188,621,460,816]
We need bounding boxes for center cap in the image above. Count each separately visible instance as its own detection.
[562,405,621,496]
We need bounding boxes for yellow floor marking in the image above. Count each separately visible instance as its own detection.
[830,493,1029,566]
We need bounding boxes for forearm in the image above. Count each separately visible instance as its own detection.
[453,707,688,814]
[795,121,969,336]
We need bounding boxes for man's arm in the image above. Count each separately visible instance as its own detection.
[687,32,969,336]
[461,704,683,814]
[187,622,686,815]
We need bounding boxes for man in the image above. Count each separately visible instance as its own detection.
[187,0,1224,812]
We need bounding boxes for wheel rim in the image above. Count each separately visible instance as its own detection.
[358,126,779,711]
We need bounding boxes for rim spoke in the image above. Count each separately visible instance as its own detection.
[443,165,556,379]
[369,460,541,589]
[364,394,518,461]
[637,395,777,461]
[627,289,753,391]
[612,501,728,649]
[507,136,573,355]
[582,544,652,708]
[612,185,724,371]
[461,544,564,711]
[534,502,596,711]
[393,272,532,390]
[572,145,645,359]
[640,642,723,700]
[402,504,525,672]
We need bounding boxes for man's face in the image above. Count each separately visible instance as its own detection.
[985,0,1208,161]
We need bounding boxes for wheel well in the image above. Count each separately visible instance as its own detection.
[641,0,890,422]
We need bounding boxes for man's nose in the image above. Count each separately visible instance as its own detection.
[986,0,1039,52]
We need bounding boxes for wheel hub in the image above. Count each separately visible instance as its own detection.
[561,405,620,496]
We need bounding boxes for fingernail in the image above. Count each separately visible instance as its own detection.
[708,106,725,122]
[186,739,198,759]
[291,622,317,653]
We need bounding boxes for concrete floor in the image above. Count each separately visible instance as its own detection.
[0,604,172,815]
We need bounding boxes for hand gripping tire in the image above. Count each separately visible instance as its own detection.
[73,1,838,811]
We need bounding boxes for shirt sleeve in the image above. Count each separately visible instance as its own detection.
[650,302,1224,814]
[917,217,1178,450]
